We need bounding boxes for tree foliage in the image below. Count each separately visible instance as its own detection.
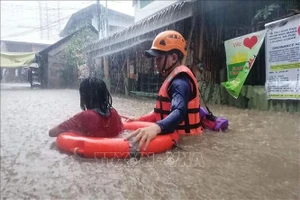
[252,1,300,25]
[252,3,281,24]
[61,27,98,88]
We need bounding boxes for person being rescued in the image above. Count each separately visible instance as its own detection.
[125,30,203,150]
[49,77,123,138]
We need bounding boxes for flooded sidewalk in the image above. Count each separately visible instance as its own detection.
[0,82,31,90]
[1,89,299,199]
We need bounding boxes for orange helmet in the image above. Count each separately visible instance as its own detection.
[145,30,187,57]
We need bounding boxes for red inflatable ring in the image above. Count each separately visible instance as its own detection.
[56,121,179,158]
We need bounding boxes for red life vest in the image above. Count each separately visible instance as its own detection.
[154,65,202,135]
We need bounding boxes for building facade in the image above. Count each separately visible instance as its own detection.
[0,39,51,84]
[85,0,300,112]
[59,3,134,40]
[133,0,177,22]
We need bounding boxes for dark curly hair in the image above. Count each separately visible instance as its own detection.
[79,77,112,116]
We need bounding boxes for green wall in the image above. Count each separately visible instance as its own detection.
[200,83,300,113]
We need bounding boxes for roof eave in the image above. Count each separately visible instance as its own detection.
[86,0,194,55]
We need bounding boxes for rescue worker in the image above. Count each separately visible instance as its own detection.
[125,30,202,150]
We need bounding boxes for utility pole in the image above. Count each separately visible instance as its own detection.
[102,0,110,90]
[97,0,101,39]
[105,0,108,37]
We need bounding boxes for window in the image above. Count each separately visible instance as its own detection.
[140,0,154,9]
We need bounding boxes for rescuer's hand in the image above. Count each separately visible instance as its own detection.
[124,124,161,151]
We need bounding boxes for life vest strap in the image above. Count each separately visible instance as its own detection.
[154,108,170,115]
[156,95,170,102]
[177,121,202,131]
[154,108,199,114]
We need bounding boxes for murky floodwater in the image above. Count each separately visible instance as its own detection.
[1,89,299,199]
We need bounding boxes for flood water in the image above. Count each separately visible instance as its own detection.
[1,89,299,199]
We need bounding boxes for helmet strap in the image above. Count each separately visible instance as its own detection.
[161,54,179,75]
[161,55,168,74]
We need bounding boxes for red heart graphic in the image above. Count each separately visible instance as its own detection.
[298,26,300,36]
[243,36,258,49]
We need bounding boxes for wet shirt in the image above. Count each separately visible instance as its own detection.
[156,73,191,134]
[57,108,123,137]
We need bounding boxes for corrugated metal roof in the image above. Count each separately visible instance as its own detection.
[85,0,235,58]
[86,0,194,57]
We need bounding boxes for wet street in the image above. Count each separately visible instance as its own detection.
[1,89,299,199]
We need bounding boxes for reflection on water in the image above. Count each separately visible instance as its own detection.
[1,89,299,199]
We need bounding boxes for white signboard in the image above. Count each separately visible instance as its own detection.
[265,14,300,100]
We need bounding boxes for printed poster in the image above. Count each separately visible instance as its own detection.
[265,14,300,100]
[222,30,267,99]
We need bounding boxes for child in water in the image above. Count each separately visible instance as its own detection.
[49,77,123,137]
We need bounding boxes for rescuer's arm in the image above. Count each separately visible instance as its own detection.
[156,74,191,134]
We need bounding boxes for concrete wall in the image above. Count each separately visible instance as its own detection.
[134,0,177,23]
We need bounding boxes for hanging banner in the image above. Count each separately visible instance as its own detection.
[222,30,267,99]
[0,52,36,68]
[265,14,300,100]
